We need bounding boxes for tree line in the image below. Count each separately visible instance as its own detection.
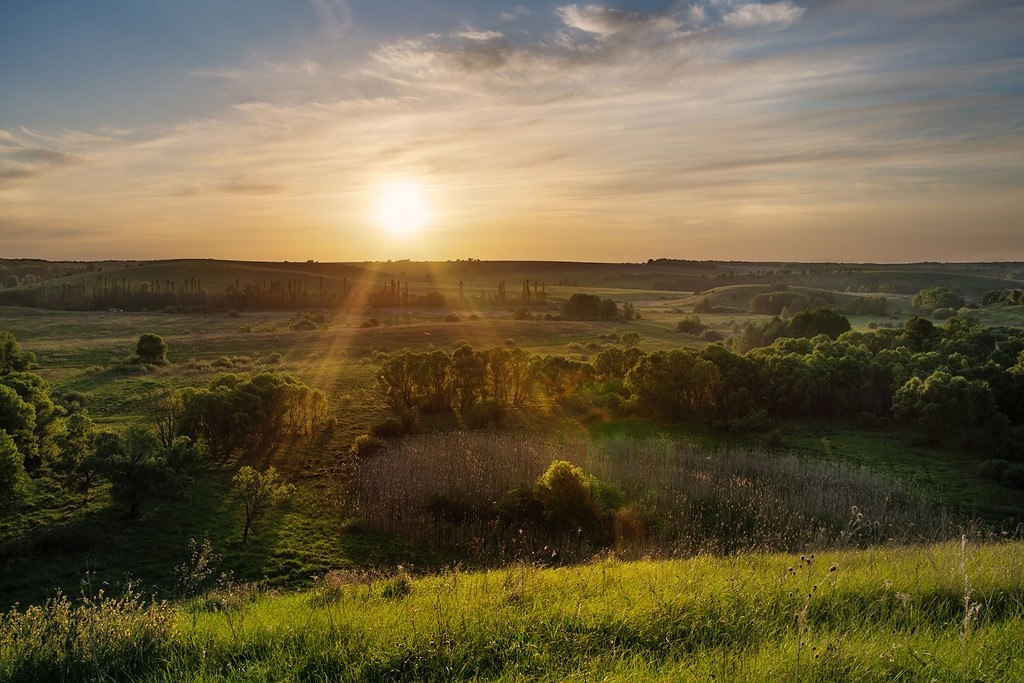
[375,312,1024,458]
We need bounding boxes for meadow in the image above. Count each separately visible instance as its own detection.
[1,258,1024,680]
[2,540,1022,681]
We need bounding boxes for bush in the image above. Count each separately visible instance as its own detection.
[381,574,412,599]
[465,398,505,428]
[350,434,385,457]
[135,333,167,364]
[535,460,605,533]
[360,318,380,328]
[699,329,724,342]
[979,459,1010,481]
[676,315,705,335]
[620,331,640,345]
[370,416,407,439]
[444,313,462,322]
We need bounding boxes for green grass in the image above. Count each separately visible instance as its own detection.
[2,539,1022,681]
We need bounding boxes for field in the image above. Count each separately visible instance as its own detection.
[2,540,1022,681]
[2,258,1024,679]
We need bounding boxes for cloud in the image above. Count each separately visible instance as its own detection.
[723,2,804,28]
[4,0,1022,261]
[453,29,504,42]
[11,148,79,165]
[557,5,680,39]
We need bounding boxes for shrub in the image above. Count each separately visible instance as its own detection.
[620,331,640,345]
[535,460,605,533]
[699,329,724,342]
[465,398,505,428]
[350,434,385,457]
[371,416,408,439]
[444,313,462,322]
[135,333,167,364]
[676,315,705,335]
[360,318,380,328]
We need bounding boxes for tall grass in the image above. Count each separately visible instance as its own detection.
[3,540,1021,681]
[351,433,962,562]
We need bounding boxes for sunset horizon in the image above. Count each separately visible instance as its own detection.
[3,1,1023,263]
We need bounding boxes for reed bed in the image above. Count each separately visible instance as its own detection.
[352,433,963,562]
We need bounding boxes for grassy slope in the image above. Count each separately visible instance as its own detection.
[3,540,1021,681]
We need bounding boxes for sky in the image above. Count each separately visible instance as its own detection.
[1,0,1023,263]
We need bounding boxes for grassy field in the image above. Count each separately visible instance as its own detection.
[2,539,1022,681]
[2,259,1024,678]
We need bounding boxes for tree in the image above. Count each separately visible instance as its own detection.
[892,370,1000,445]
[0,331,35,374]
[625,349,721,421]
[95,424,173,517]
[0,430,27,515]
[785,307,851,340]
[912,287,964,314]
[232,466,293,543]
[0,384,36,469]
[54,411,103,502]
[136,333,168,364]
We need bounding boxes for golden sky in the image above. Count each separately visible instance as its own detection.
[2,1,1023,262]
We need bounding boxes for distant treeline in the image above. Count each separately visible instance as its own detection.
[375,311,1024,457]
[0,275,352,311]
[0,273,556,313]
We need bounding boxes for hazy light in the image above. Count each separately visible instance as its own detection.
[374,179,433,238]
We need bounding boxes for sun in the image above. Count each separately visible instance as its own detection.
[374,180,432,237]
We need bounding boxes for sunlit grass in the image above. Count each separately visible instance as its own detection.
[3,539,1022,682]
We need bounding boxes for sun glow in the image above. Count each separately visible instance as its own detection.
[374,180,433,237]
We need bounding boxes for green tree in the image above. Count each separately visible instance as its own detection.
[232,466,293,543]
[136,333,168,364]
[625,349,721,421]
[912,287,965,313]
[95,425,173,517]
[0,430,27,515]
[786,307,851,340]
[1,371,65,471]
[892,370,1000,444]
[0,331,35,374]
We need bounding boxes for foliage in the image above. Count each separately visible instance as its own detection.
[535,460,606,534]
[135,333,168,365]
[625,349,720,421]
[0,431,27,515]
[0,371,65,472]
[0,331,35,375]
[913,286,965,313]
[94,425,186,517]
[561,293,619,321]
[177,372,327,464]
[232,466,293,543]
[786,307,851,339]
[675,315,706,334]
[893,370,1000,445]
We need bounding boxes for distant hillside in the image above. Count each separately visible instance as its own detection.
[1,258,1022,312]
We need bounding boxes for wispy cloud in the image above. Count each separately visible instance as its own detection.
[3,1,1023,261]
